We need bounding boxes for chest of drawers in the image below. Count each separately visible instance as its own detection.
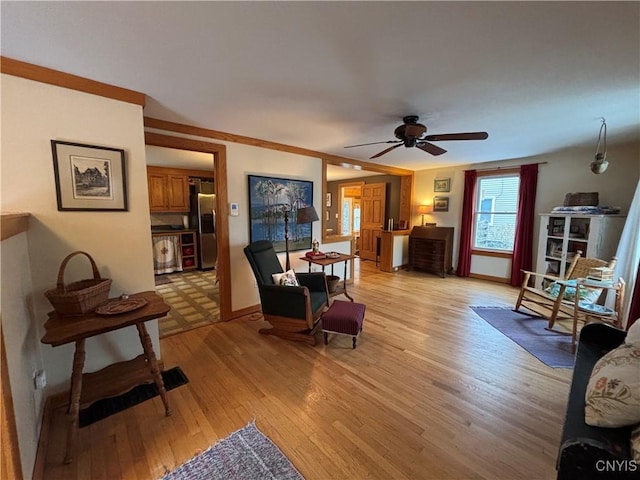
[408,226,454,278]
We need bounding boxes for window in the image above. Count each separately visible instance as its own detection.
[341,197,352,235]
[473,174,520,252]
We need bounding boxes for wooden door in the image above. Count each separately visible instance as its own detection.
[359,183,386,261]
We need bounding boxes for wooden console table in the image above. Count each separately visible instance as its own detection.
[41,290,171,464]
[300,253,354,301]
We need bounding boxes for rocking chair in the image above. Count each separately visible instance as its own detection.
[514,251,617,330]
[243,240,329,345]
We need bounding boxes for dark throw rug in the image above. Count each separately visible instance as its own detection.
[79,366,188,427]
[471,307,575,368]
[155,275,172,286]
[162,421,304,480]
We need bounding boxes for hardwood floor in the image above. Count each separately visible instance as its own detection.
[40,260,572,479]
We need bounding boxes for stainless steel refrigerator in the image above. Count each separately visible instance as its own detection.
[191,192,217,270]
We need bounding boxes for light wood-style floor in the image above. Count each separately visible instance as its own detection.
[41,261,572,479]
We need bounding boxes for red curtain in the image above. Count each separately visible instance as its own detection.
[457,170,477,277]
[626,261,640,329]
[510,163,539,286]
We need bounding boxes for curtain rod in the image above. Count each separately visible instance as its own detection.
[469,161,548,173]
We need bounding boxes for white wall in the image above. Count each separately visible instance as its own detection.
[0,231,42,477]
[1,74,156,477]
[414,143,640,278]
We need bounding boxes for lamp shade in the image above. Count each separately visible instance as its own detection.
[417,205,433,214]
[296,206,319,223]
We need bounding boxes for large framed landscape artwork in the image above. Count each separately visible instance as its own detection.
[247,175,314,253]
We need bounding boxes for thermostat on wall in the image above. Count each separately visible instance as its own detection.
[230,203,239,216]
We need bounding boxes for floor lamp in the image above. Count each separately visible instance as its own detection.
[284,205,319,271]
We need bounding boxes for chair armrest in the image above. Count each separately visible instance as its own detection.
[521,270,562,283]
[258,284,310,320]
[296,272,328,293]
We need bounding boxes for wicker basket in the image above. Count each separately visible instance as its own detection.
[326,275,340,293]
[563,192,599,206]
[44,251,112,316]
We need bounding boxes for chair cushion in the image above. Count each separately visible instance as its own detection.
[585,341,640,428]
[272,269,299,286]
[309,290,328,316]
[544,280,601,304]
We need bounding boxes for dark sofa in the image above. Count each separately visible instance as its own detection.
[557,323,636,479]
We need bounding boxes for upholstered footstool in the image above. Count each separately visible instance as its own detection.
[321,300,365,349]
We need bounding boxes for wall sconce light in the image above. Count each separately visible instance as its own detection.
[590,118,609,174]
[417,205,433,226]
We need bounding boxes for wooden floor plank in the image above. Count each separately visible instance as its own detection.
[40,260,572,479]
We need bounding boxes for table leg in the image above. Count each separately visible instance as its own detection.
[343,259,354,302]
[64,339,85,464]
[136,322,171,416]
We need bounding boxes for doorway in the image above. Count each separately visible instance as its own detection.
[144,132,232,322]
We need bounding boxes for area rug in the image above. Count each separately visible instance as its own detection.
[470,307,575,368]
[155,270,221,338]
[79,367,188,427]
[155,275,172,286]
[161,421,304,480]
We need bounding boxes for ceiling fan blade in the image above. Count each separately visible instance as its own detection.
[344,140,400,148]
[417,142,447,156]
[423,132,489,141]
[370,143,403,159]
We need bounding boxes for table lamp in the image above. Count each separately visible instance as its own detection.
[417,205,432,226]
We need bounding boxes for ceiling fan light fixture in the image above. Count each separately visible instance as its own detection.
[591,118,609,175]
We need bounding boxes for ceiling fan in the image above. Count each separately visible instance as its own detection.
[344,115,489,159]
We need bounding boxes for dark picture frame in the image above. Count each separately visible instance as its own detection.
[248,174,314,253]
[433,196,450,212]
[51,140,127,211]
[434,178,451,192]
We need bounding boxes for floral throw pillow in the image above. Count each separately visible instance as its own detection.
[544,279,602,304]
[585,342,640,427]
[626,320,640,344]
[271,269,299,287]
[632,424,640,462]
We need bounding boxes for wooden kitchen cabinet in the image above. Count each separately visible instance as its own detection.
[147,167,190,212]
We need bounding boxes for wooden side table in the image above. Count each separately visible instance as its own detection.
[41,291,171,464]
[300,253,354,301]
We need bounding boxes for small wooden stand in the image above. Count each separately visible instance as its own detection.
[41,291,171,464]
[300,253,355,301]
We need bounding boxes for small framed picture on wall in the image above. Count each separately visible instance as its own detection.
[434,178,451,192]
[433,196,449,212]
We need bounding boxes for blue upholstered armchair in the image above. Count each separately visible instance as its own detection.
[243,240,329,345]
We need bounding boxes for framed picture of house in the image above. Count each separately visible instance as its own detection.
[51,140,128,211]
[247,174,314,253]
[433,196,449,212]
[434,178,451,192]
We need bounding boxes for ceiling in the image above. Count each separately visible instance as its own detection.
[2,2,639,174]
